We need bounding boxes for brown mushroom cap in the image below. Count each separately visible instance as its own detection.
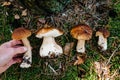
[12,27,31,40]
[96,28,110,38]
[36,27,63,38]
[70,24,92,40]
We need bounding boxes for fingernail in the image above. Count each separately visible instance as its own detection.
[23,47,28,51]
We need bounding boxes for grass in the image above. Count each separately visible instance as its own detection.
[0,1,120,80]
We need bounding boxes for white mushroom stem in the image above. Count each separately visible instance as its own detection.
[98,34,107,51]
[77,39,85,53]
[20,38,32,68]
[40,37,63,57]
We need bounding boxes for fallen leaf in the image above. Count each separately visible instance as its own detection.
[14,14,20,19]
[94,61,102,78]
[93,61,111,80]
[74,56,84,65]
[102,65,110,80]
[63,42,74,55]
[21,9,27,16]
[2,1,11,6]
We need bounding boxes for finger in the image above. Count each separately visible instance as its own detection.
[6,60,17,66]
[13,58,22,63]
[12,47,28,55]
[13,56,23,62]
[8,40,22,47]
[2,40,22,47]
[13,45,24,48]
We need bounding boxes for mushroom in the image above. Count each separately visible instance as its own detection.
[70,24,92,53]
[12,27,32,68]
[96,28,110,51]
[36,27,64,58]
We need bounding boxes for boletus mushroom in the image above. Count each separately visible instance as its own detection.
[36,26,64,58]
[70,24,92,53]
[12,27,32,68]
[96,28,110,51]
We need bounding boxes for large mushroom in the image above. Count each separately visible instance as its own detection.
[12,27,32,68]
[36,27,64,58]
[70,24,92,53]
[96,28,110,51]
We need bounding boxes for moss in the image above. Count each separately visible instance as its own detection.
[0,0,120,80]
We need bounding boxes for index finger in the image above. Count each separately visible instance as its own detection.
[2,40,22,47]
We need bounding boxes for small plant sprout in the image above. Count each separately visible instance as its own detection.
[12,27,32,68]
[36,25,64,58]
[96,28,110,51]
[70,24,92,53]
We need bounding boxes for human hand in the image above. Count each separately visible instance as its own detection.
[0,40,27,74]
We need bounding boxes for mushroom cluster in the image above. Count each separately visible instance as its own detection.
[11,24,110,68]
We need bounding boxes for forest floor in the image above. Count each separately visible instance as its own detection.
[0,0,120,80]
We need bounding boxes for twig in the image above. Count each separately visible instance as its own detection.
[59,62,62,69]
[48,64,58,75]
[9,25,13,33]
[106,44,120,65]
[9,28,13,33]
[110,69,118,79]
[114,0,120,5]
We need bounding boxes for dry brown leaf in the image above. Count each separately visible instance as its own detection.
[63,42,74,55]
[93,61,111,80]
[74,56,84,65]
[2,1,11,6]
[19,6,24,9]
[94,61,102,77]
[102,65,110,80]
[14,14,20,19]
[21,9,27,16]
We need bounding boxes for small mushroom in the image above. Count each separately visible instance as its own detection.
[36,27,64,58]
[12,27,32,68]
[96,28,110,51]
[70,24,92,53]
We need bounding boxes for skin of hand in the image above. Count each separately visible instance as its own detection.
[0,40,27,74]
